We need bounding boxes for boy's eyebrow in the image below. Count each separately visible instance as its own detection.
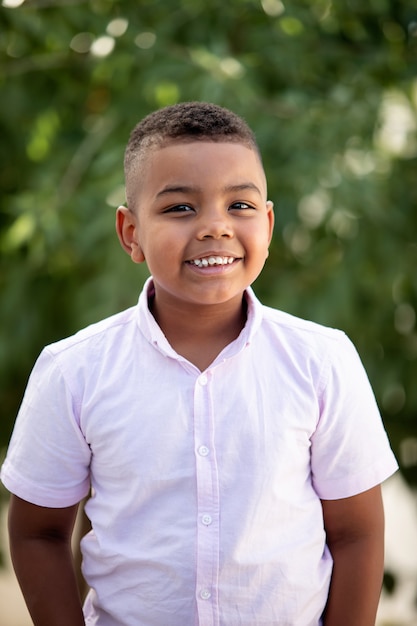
[224,183,263,195]
[156,182,263,197]
[156,185,196,197]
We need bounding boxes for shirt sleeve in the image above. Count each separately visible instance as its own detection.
[1,348,92,508]
[311,332,398,500]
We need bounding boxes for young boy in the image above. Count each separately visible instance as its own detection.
[1,102,398,626]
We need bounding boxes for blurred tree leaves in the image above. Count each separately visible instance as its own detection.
[0,0,416,481]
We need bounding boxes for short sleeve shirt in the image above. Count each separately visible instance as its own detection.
[1,278,398,626]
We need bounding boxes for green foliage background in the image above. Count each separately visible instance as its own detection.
[1,0,416,483]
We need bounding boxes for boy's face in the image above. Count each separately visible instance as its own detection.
[116,140,274,312]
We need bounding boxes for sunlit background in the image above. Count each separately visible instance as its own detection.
[1,0,416,623]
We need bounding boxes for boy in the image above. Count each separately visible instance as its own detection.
[1,102,398,626]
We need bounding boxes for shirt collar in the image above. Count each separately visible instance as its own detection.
[136,277,263,363]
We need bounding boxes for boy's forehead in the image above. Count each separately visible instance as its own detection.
[147,140,266,186]
[147,137,264,170]
[126,138,267,208]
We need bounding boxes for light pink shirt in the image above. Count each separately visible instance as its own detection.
[1,278,398,626]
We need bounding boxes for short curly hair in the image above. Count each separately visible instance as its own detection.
[124,102,261,209]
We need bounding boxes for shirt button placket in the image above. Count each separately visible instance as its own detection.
[194,371,219,626]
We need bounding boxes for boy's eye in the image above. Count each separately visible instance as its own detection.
[230,202,253,210]
[165,204,194,213]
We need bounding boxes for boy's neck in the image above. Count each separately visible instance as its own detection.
[149,293,248,372]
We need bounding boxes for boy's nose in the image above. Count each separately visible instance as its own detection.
[196,210,233,240]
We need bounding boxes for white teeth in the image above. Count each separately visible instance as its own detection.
[191,256,235,267]
[208,256,224,265]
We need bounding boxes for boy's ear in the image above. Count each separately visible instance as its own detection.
[266,200,275,245]
[115,206,145,264]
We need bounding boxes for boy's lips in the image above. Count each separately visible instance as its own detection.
[187,255,237,268]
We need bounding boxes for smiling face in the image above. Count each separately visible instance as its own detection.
[116,140,274,316]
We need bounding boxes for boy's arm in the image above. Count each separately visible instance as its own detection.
[321,485,385,626]
[8,494,85,626]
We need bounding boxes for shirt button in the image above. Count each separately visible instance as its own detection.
[200,589,211,600]
[199,374,208,386]
[198,445,210,457]
[201,514,212,526]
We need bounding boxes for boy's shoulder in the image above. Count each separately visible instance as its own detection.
[256,303,353,377]
[260,302,345,344]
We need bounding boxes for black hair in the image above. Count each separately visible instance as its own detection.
[124,102,261,209]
